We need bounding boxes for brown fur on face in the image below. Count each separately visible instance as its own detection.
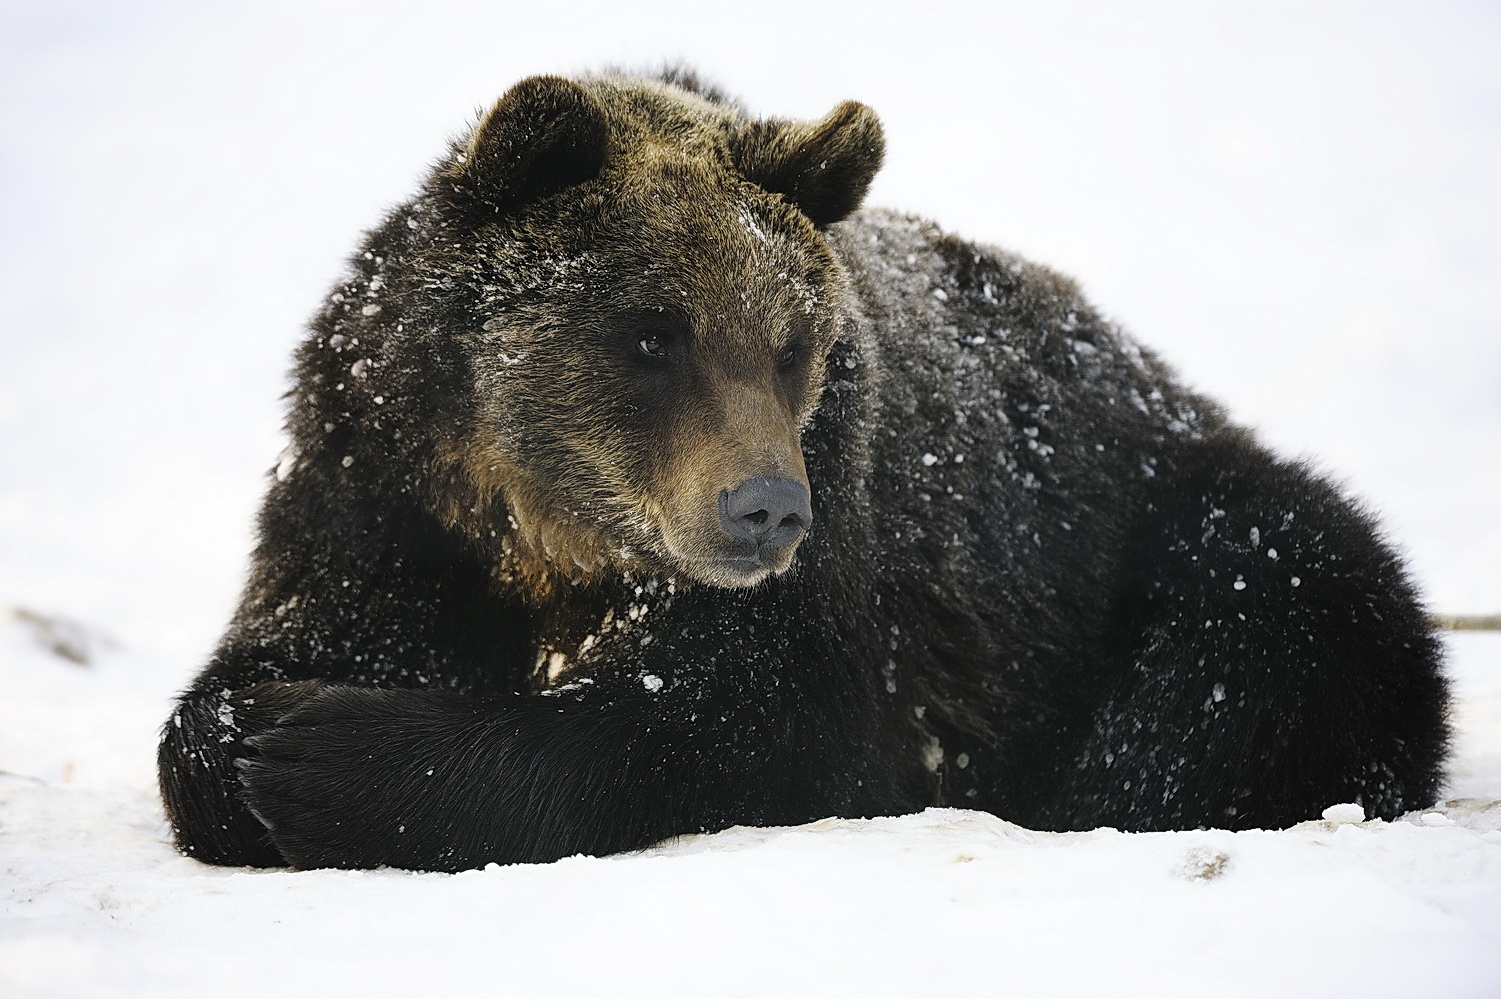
[423,75,875,598]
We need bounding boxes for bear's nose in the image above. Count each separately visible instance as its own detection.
[719,477,812,554]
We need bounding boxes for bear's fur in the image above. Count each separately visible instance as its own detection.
[158,71,1449,872]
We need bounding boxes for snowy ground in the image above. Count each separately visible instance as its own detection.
[2,622,1500,998]
[3,1,1500,996]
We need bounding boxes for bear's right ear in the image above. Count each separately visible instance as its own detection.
[731,101,885,227]
[454,76,609,208]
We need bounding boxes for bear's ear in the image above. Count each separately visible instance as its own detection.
[456,76,609,208]
[731,101,885,227]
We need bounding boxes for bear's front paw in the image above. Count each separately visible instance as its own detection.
[159,678,329,867]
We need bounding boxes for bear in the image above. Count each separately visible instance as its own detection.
[158,69,1450,872]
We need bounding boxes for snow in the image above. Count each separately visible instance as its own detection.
[1321,802,1367,825]
[3,624,1500,998]
[3,1,1500,995]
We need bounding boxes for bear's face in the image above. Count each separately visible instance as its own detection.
[433,76,883,593]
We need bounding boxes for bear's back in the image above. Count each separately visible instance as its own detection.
[829,210,1226,612]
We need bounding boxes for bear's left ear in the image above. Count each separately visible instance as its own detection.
[731,101,885,227]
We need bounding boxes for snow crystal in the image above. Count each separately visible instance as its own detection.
[642,674,663,693]
[921,453,939,466]
[734,202,775,252]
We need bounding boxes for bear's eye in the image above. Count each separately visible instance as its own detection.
[616,309,687,366]
[776,345,799,370]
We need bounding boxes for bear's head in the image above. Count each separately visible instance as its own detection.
[407,73,884,595]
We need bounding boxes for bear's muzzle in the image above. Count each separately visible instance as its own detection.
[718,477,812,560]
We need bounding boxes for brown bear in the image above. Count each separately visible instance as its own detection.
[158,69,1449,872]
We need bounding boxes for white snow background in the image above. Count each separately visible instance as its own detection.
[2,1,1499,996]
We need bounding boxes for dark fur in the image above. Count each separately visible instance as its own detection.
[159,72,1449,871]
